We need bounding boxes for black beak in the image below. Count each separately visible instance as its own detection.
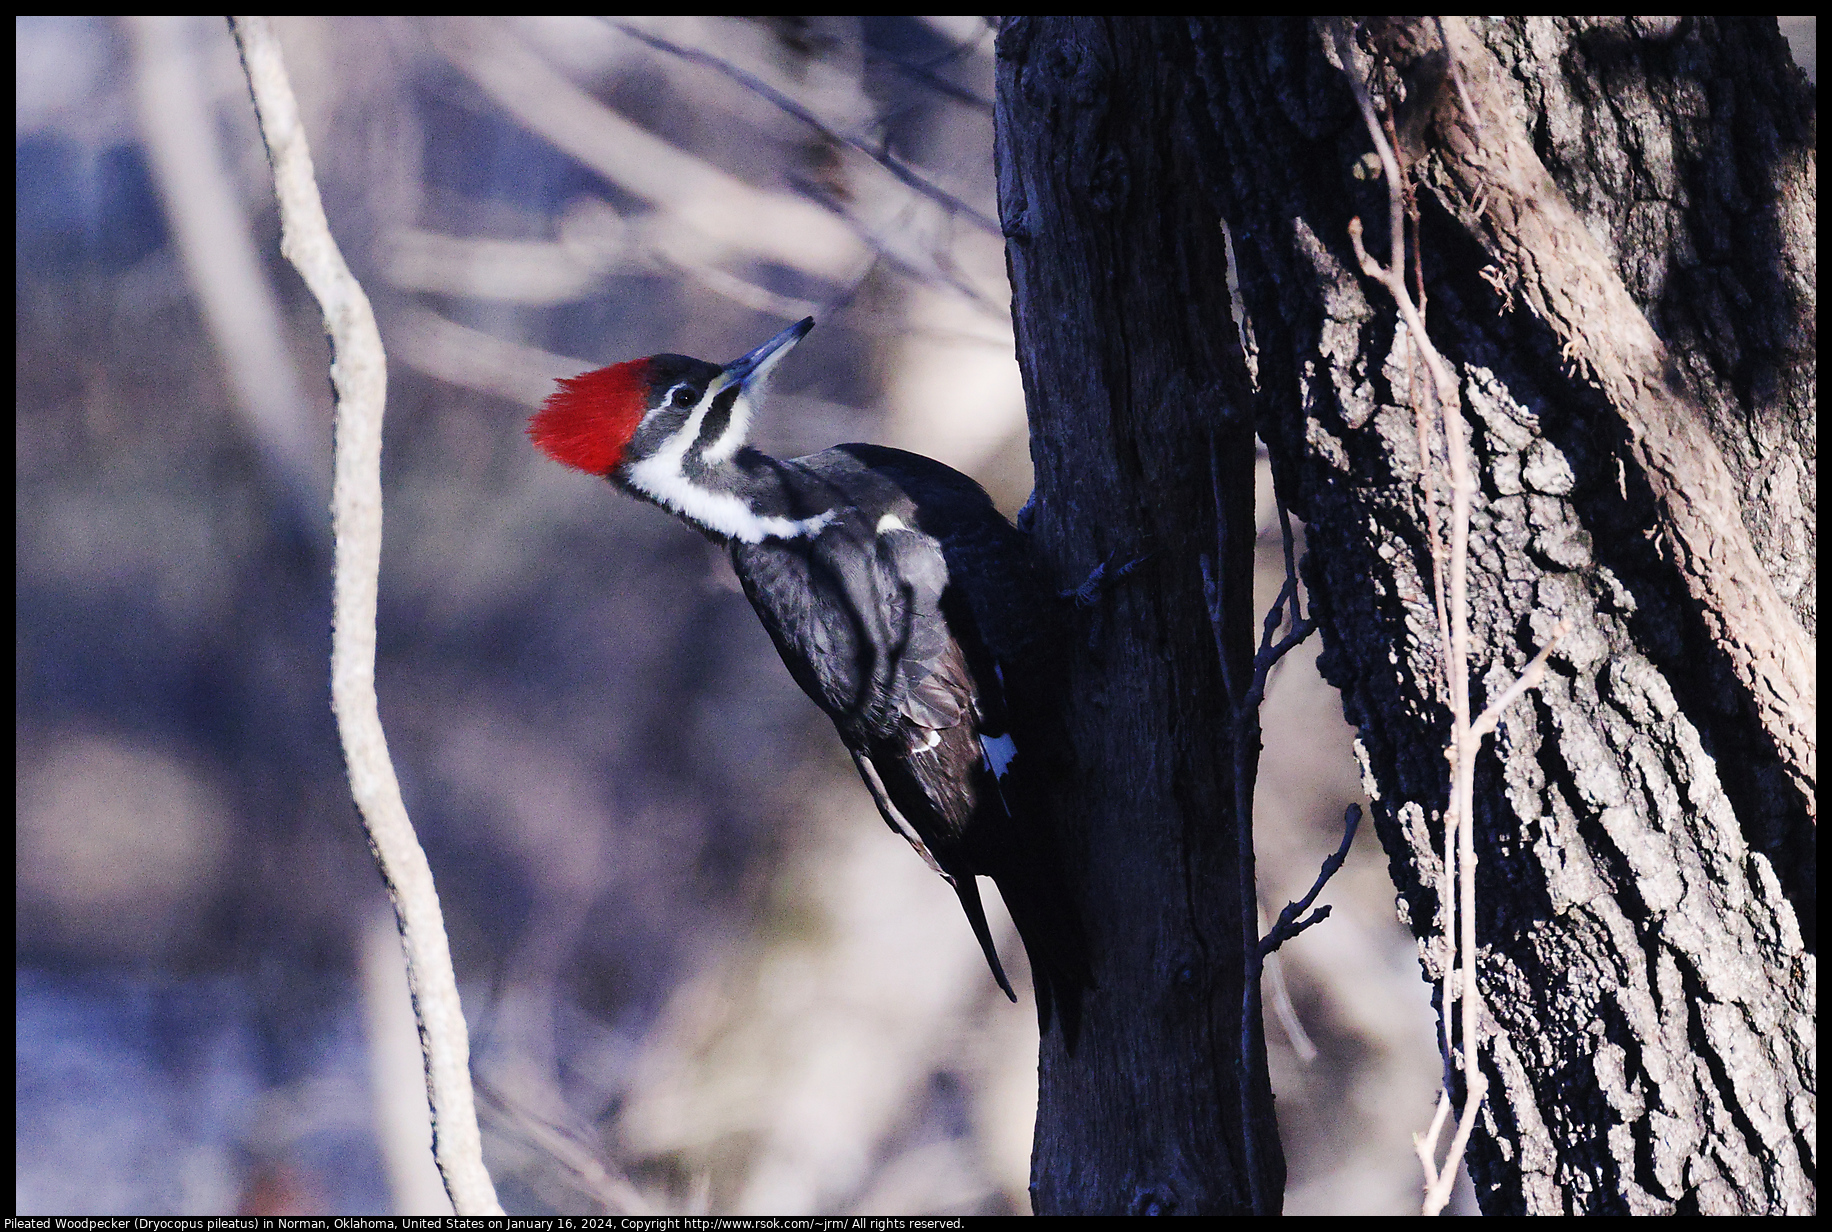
[722,317,814,391]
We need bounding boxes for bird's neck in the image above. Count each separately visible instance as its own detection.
[622,445,837,545]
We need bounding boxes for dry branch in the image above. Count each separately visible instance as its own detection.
[230,15,503,1216]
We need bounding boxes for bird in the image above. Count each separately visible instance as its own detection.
[528,316,1089,1041]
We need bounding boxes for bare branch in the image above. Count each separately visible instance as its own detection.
[230,15,502,1217]
[1261,943,1319,1063]
[1259,805,1361,958]
[125,16,326,527]
[606,20,1003,236]
[1244,474,1317,718]
[1214,431,1321,1213]
[1471,621,1571,741]
[427,16,865,283]
[474,1076,657,1215]
[1338,21,1517,1213]
[1431,17,1483,135]
[867,46,994,111]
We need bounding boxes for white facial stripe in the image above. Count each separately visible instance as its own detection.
[624,350,828,543]
[700,386,753,465]
[632,382,716,493]
[704,330,801,464]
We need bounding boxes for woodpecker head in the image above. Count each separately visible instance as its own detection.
[529,315,814,488]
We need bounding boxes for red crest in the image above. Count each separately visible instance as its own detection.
[528,359,652,475]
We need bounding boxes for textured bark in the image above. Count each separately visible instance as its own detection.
[995,18,1276,1216]
[1179,17,1814,1215]
[1375,17,1815,823]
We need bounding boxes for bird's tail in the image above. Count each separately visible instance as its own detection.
[994,863,1092,1049]
[953,875,1017,1002]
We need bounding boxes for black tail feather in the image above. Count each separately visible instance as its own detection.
[996,868,1093,1051]
[953,875,1018,1002]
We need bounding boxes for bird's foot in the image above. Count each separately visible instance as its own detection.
[1060,552,1150,607]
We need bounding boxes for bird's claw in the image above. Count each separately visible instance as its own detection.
[1060,551,1149,607]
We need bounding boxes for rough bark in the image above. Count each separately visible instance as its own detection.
[995,18,1276,1215]
[1180,17,1814,1215]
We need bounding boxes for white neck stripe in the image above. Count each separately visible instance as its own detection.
[626,454,835,543]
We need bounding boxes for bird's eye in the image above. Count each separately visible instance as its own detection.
[668,385,698,409]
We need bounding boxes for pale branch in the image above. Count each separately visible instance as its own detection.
[1260,937,1319,1062]
[1470,621,1571,741]
[1431,17,1483,136]
[229,15,502,1217]
[1413,1091,1456,1193]
[1338,20,1495,1215]
[432,18,1008,320]
[124,16,326,531]
[427,16,863,284]
[473,1075,656,1215]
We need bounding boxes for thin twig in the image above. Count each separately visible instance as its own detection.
[867,46,993,110]
[1212,435,1320,1213]
[606,20,1002,236]
[1261,938,1319,1062]
[230,15,501,1216]
[1470,621,1570,740]
[1432,17,1483,134]
[474,1076,655,1214]
[1336,19,1574,1216]
[1211,439,1268,1214]
[1259,805,1361,958]
[1414,1090,1455,1186]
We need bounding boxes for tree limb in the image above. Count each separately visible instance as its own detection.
[230,15,503,1216]
[607,20,1002,235]
[1259,805,1360,958]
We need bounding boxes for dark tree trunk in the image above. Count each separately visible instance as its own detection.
[1001,15,1815,1217]
[995,17,1276,1216]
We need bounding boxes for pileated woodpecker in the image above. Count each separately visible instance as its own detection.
[529,317,1088,1040]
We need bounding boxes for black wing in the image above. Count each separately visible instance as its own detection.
[732,457,1089,1039]
[733,514,1020,999]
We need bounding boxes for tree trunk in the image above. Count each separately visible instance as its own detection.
[1003,15,1814,1216]
[996,17,1276,1216]
[1193,16,1814,1215]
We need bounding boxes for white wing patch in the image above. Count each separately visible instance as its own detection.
[876,513,908,534]
[980,732,1017,780]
